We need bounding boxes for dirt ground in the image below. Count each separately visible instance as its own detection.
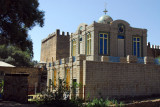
[0,100,37,107]
[125,99,160,107]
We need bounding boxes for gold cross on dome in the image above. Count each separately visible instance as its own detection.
[103,8,108,15]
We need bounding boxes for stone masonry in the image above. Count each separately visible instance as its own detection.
[40,29,70,63]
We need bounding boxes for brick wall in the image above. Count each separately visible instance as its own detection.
[84,61,160,100]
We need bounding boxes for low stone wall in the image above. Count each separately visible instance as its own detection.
[84,61,160,100]
[0,67,46,94]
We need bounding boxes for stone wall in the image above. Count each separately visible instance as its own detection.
[57,33,69,60]
[40,29,70,63]
[3,73,29,103]
[40,33,57,63]
[83,61,160,100]
[0,67,45,94]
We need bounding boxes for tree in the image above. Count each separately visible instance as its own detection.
[0,45,34,67]
[0,0,44,58]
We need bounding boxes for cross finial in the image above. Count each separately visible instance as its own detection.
[103,2,108,15]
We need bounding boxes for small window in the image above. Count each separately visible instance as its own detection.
[79,38,82,41]
[48,63,51,67]
[118,24,125,34]
[59,59,62,65]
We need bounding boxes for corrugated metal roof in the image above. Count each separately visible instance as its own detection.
[0,61,15,67]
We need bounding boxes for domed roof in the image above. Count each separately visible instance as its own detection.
[98,15,113,24]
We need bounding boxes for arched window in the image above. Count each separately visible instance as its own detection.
[118,24,125,34]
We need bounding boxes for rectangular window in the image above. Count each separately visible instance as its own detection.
[87,33,91,55]
[99,33,109,55]
[72,40,76,56]
[133,37,141,57]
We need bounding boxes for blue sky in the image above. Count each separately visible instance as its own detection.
[29,0,160,61]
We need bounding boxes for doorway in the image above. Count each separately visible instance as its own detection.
[118,35,125,57]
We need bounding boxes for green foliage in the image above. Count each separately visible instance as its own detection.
[34,75,125,107]
[35,76,85,107]
[0,0,44,57]
[87,98,124,107]
[119,101,124,107]
[0,45,35,67]
[35,77,70,105]
[87,93,91,101]
[71,81,82,100]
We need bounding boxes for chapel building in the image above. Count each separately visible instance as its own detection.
[40,10,160,99]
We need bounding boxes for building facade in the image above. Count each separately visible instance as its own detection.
[41,12,160,100]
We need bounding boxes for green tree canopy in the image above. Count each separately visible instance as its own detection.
[0,45,35,67]
[0,0,44,58]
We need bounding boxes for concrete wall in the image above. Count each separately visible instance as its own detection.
[83,61,160,100]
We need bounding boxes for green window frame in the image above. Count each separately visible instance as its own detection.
[99,33,109,55]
